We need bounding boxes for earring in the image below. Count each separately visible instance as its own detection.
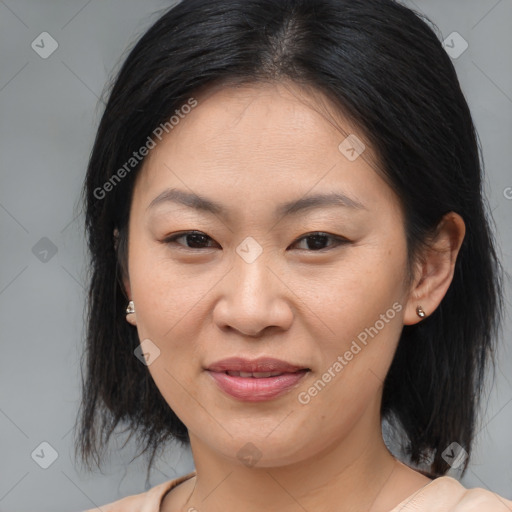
[126,300,135,315]
[416,305,426,318]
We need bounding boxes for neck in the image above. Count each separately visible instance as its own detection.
[182,410,404,512]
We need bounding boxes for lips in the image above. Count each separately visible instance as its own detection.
[206,357,306,374]
[205,357,309,402]
[225,370,285,378]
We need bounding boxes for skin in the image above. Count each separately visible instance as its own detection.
[122,81,465,512]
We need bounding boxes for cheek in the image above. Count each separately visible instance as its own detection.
[298,244,407,396]
[302,242,406,333]
[128,239,206,337]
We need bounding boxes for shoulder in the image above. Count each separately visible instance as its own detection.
[82,471,197,512]
[453,484,512,511]
[391,475,512,511]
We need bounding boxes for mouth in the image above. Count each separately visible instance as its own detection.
[224,370,291,378]
[206,356,309,374]
[205,357,310,402]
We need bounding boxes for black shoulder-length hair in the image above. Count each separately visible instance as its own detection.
[76,0,504,481]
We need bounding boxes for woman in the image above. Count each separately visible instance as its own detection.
[77,0,512,510]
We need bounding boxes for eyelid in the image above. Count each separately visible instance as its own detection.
[162,230,219,249]
[161,230,350,251]
[291,232,350,251]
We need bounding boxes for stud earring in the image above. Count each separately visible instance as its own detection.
[126,300,135,315]
[416,305,426,318]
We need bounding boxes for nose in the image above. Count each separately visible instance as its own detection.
[212,250,294,337]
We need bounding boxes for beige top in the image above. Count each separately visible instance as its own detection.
[86,470,512,511]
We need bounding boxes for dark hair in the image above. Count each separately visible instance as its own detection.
[76,0,504,481]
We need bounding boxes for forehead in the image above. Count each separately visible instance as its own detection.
[156,81,372,160]
[132,81,400,220]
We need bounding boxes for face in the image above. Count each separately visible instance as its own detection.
[124,81,415,467]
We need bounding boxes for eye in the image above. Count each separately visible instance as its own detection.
[162,230,219,250]
[289,232,349,252]
[162,230,349,252]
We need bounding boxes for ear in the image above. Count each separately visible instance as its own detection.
[114,228,137,326]
[123,278,132,298]
[125,287,137,326]
[125,306,137,326]
[114,228,130,292]
[403,212,465,325]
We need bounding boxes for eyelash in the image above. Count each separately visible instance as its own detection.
[161,230,350,252]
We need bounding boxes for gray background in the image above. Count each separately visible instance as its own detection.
[0,1,511,510]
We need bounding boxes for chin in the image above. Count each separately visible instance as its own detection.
[201,429,317,469]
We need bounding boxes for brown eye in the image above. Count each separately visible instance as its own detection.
[290,232,349,251]
[162,230,349,252]
[163,231,219,250]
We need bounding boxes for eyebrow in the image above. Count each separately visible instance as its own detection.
[147,187,367,219]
